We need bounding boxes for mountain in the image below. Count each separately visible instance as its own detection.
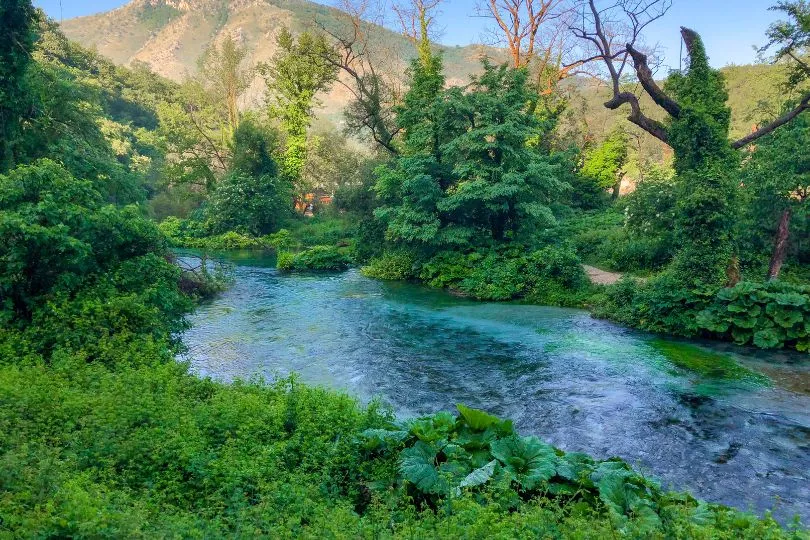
[60,0,492,122]
[61,0,789,141]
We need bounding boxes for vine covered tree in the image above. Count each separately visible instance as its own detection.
[571,0,810,288]
[260,28,338,188]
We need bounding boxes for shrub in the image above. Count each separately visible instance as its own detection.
[594,271,720,338]
[419,251,474,289]
[283,215,356,248]
[361,251,419,280]
[278,245,354,272]
[193,231,265,250]
[157,216,209,247]
[264,228,294,250]
[698,281,810,351]
[415,246,590,305]
[460,252,526,300]
[276,251,294,271]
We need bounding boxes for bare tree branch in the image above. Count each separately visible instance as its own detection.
[732,92,810,148]
[568,0,673,144]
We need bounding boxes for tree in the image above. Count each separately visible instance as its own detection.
[155,80,230,193]
[0,160,171,322]
[570,0,810,287]
[199,34,251,137]
[480,0,565,68]
[376,61,567,249]
[206,120,291,236]
[260,28,338,189]
[580,127,629,200]
[393,0,443,64]
[316,0,404,155]
[302,127,366,197]
[742,110,810,279]
[440,62,565,242]
[0,0,37,172]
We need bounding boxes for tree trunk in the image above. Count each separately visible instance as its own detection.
[767,207,792,281]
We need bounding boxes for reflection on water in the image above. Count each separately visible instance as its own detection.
[180,254,810,524]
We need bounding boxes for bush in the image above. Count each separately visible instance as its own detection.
[555,209,673,273]
[263,228,294,250]
[276,250,294,271]
[191,231,265,250]
[278,245,354,272]
[594,273,716,337]
[361,251,419,280]
[285,215,356,247]
[698,281,810,351]
[157,216,208,247]
[414,246,590,305]
[461,252,527,300]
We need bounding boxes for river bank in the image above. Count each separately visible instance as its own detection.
[180,253,810,524]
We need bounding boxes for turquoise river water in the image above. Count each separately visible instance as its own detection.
[180,252,810,524]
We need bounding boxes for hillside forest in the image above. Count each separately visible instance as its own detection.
[1,0,809,536]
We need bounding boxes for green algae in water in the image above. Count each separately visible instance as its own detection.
[651,340,770,387]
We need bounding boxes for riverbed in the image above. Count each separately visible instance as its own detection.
[180,252,810,523]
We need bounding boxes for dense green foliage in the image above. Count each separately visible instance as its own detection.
[4,364,802,537]
[260,28,338,189]
[376,60,567,248]
[0,0,37,171]
[277,245,355,272]
[580,128,629,200]
[0,1,809,536]
[206,120,291,236]
[698,281,810,350]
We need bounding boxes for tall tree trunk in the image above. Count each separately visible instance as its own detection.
[767,207,792,280]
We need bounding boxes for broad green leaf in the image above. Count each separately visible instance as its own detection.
[556,452,595,482]
[399,441,441,493]
[490,435,556,490]
[455,460,497,494]
[359,428,409,450]
[753,328,782,349]
[457,404,501,430]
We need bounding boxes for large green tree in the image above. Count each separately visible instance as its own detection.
[206,119,291,236]
[0,0,37,172]
[742,110,810,279]
[376,59,566,249]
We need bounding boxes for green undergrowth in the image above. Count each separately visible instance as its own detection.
[363,245,596,308]
[0,359,802,538]
[277,244,355,272]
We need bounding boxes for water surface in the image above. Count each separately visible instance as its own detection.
[180,252,810,523]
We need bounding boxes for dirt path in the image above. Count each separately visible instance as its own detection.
[582,264,624,285]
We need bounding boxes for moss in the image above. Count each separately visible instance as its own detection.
[650,339,770,385]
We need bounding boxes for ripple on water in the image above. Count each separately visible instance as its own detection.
[180,260,810,524]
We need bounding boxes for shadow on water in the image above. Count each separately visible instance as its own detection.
[179,252,810,524]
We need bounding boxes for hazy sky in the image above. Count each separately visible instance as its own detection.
[35,0,777,69]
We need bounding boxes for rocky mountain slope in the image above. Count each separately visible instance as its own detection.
[60,0,491,121]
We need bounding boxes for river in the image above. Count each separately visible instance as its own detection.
[180,252,810,524]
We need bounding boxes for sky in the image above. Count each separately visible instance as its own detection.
[35,0,777,69]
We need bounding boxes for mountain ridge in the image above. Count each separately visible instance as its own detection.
[60,0,789,140]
